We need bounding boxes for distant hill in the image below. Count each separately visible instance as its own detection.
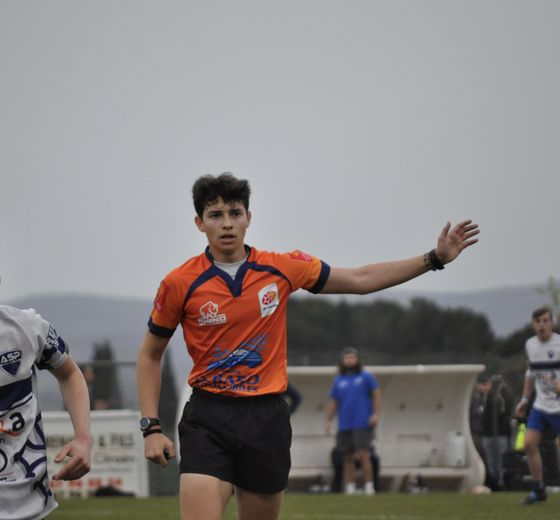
[361,283,548,336]
[7,284,548,409]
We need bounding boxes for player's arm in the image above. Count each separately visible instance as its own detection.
[137,331,176,466]
[370,388,382,428]
[515,373,535,419]
[284,383,302,415]
[322,220,479,294]
[325,398,338,434]
[50,356,93,480]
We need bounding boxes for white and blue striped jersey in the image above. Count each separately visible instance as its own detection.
[525,332,560,415]
[0,306,68,520]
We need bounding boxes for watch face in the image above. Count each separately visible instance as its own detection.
[140,417,159,431]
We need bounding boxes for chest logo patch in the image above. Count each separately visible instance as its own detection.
[198,301,227,326]
[258,283,279,318]
[0,350,22,376]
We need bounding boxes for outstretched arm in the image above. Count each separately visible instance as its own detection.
[322,220,479,294]
[137,331,176,466]
[51,356,92,480]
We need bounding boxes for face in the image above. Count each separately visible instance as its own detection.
[533,312,553,342]
[195,198,251,262]
[342,353,359,369]
[476,380,491,394]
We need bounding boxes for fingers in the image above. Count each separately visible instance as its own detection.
[54,445,70,464]
[164,444,177,461]
[452,220,478,235]
[451,220,480,246]
[145,435,175,467]
[53,439,92,480]
[53,448,91,480]
[439,221,451,239]
[462,238,479,250]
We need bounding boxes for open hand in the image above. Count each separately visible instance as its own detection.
[435,220,479,264]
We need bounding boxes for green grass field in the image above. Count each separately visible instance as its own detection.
[48,492,558,519]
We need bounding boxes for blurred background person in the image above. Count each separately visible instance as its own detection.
[325,347,381,495]
[515,307,560,505]
[481,374,513,490]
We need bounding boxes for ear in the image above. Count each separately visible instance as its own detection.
[195,215,205,232]
[246,210,252,227]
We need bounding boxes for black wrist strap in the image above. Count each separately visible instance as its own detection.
[143,428,163,438]
[424,249,445,271]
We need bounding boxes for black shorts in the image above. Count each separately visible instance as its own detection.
[336,428,373,453]
[178,388,292,494]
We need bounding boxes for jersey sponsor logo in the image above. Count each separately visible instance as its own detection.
[0,350,22,376]
[198,301,227,326]
[207,335,266,370]
[0,414,24,437]
[208,347,263,370]
[154,281,171,312]
[201,335,267,392]
[289,250,313,262]
[258,283,279,317]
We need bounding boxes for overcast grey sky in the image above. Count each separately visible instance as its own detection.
[1,1,559,302]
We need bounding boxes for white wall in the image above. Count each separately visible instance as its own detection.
[44,410,149,498]
[287,364,486,490]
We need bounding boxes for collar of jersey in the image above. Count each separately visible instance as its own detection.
[204,245,253,297]
[205,244,253,265]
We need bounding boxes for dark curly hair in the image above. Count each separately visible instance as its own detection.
[192,173,251,217]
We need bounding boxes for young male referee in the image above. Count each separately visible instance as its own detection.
[136,173,479,520]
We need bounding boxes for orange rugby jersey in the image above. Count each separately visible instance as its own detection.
[148,246,330,396]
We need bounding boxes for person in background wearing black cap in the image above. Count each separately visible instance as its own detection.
[325,347,381,495]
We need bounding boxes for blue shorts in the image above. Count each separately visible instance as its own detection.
[527,408,560,434]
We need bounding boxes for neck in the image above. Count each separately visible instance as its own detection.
[209,245,247,264]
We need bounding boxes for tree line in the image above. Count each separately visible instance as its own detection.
[286,297,539,395]
[86,296,542,414]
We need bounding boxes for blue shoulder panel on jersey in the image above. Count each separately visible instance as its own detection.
[183,268,219,305]
[147,318,176,338]
[307,261,331,294]
[0,376,32,413]
[37,335,67,370]
[243,262,292,294]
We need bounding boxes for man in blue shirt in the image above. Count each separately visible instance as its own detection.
[325,347,381,495]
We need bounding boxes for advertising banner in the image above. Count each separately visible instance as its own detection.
[43,410,149,498]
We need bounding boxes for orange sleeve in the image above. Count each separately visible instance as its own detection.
[148,275,184,337]
[278,250,331,294]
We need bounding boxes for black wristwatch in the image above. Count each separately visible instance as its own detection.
[139,417,161,432]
